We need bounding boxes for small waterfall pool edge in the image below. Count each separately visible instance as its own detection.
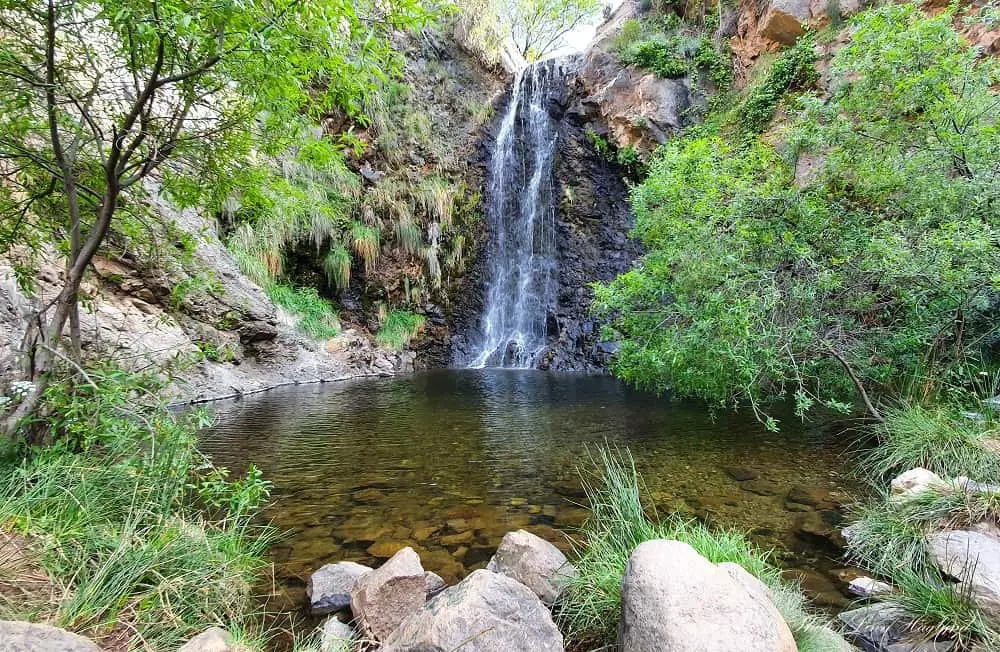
[198,368,860,619]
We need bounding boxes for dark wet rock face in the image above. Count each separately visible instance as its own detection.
[451,56,641,372]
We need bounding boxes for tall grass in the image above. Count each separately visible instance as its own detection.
[556,447,850,651]
[350,222,380,272]
[0,367,274,649]
[865,402,999,485]
[323,245,352,291]
[376,310,425,349]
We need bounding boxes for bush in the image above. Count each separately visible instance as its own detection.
[0,367,273,649]
[621,37,689,78]
[556,447,849,651]
[731,35,817,133]
[376,310,425,348]
[268,284,340,340]
[594,6,999,425]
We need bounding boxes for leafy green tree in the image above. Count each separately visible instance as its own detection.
[501,0,602,60]
[0,0,427,436]
[594,5,999,427]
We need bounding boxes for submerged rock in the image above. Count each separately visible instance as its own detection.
[486,529,577,604]
[848,576,894,598]
[380,569,564,652]
[307,561,372,616]
[618,540,796,652]
[0,621,100,652]
[351,547,426,642]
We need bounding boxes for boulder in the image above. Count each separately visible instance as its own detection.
[307,561,372,616]
[350,547,426,642]
[486,529,577,604]
[318,618,354,652]
[380,569,564,652]
[927,529,1000,622]
[890,468,948,502]
[0,621,100,652]
[759,0,811,44]
[618,540,796,652]
[177,627,234,652]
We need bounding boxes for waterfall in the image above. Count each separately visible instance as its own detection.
[464,59,566,369]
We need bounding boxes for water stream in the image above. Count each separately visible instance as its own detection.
[463,60,566,368]
[200,370,858,616]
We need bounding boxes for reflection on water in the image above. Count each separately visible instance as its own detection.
[199,369,858,612]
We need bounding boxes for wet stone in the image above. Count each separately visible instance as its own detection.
[740,479,781,496]
[353,488,388,504]
[725,467,760,481]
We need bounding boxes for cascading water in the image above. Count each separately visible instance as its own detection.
[464,59,566,369]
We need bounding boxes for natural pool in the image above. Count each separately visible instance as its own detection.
[199,369,860,616]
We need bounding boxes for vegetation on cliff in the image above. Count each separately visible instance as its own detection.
[595,4,999,428]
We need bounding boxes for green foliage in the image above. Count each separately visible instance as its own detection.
[586,129,648,181]
[865,403,1000,485]
[490,0,603,60]
[556,447,849,651]
[620,37,689,78]
[0,366,272,648]
[376,310,425,349]
[268,284,340,340]
[694,37,733,90]
[0,0,429,290]
[732,35,817,134]
[595,6,1000,423]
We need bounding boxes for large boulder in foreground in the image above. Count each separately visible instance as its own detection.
[486,529,577,604]
[0,621,100,652]
[618,540,796,652]
[927,529,1000,622]
[380,569,564,652]
[308,561,372,615]
[350,547,426,642]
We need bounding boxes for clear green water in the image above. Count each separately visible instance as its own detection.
[199,369,859,614]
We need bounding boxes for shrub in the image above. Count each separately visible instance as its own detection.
[594,6,999,425]
[376,310,425,348]
[268,284,340,339]
[556,447,849,650]
[732,35,817,133]
[621,37,689,78]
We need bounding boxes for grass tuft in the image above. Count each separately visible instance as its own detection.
[376,310,425,349]
[323,244,352,291]
[268,284,340,339]
[865,402,1000,485]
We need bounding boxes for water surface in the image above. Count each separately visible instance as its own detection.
[199,369,858,612]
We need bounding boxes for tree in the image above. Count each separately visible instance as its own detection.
[0,0,427,437]
[501,0,602,60]
[593,5,999,427]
